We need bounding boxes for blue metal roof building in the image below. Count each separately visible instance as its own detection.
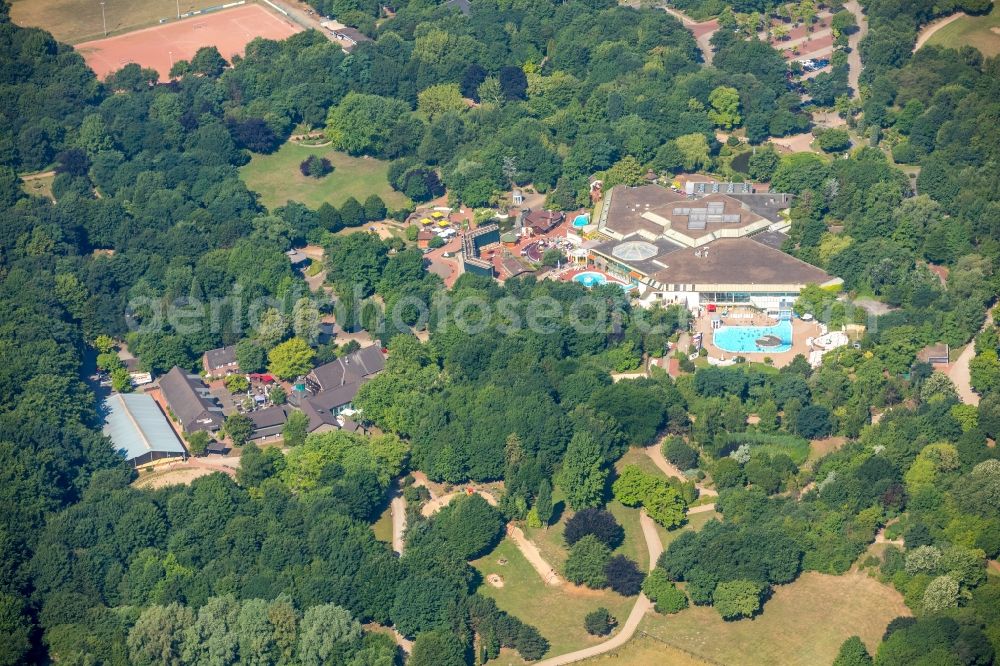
[103,393,187,467]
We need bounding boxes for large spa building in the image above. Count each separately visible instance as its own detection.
[587,183,842,312]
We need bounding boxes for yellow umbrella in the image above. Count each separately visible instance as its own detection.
[420,218,432,225]
[431,211,445,219]
[438,219,449,227]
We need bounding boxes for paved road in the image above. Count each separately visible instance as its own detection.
[844,0,868,98]
[645,442,718,497]
[533,511,663,666]
[947,310,993,406]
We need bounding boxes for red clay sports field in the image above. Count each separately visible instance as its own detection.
[76,4,301,80]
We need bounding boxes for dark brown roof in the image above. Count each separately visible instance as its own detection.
[203,345,237,370]
[650,238,837,288]
[159,367,224,433]
[300,384,364,431]
[601,184,686,237]
[249,405,290,429]
[308,346,385,392]
[601,184,787,243]
[522,209,565,232]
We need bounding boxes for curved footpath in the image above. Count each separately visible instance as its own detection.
[533,511,664,666]
[914,11,966,51]
[947,310,993,406]
[417,485,565,586]
[646,442,718,497]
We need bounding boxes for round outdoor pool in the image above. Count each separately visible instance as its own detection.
[572,214,590,228]
[573,271,608,287]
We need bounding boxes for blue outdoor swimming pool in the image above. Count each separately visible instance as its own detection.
[572,271,633,291]
[713,320,793,353]
[572,214,590,228]
[573,271,607,287]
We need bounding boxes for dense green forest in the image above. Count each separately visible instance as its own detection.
[1,0,999,662]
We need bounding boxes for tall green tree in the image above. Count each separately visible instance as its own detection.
[557,431,608,510]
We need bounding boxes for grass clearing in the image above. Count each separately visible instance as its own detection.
[578,634,710,666]
[472,538,636,657]
[239,143,410,212]
[638,571,910,666]
[614,446,664,478]
[371,503,392,543]
[804,436,848,469]
[10,0,225,44]
[22,172,55,201]
[926,3,1000,57]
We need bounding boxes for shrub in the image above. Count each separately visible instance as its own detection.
[713,579,764,620]
[428,236,445,249]
[643,569,688,614]
[816,128,851,153]
[584,608,616,636]
[565,535,611,588]
[299,154,333,178]
[564,508,625,549]
[604,555,644,596]
[663,436,699,470]
[223,374,249,393]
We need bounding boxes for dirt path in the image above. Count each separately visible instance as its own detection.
[419,486,567,586]
[646,443,718,497]
[914,12,966,51]
[390,493,406,554]
[20,169,56,181]
[132,456,238,488]
[770,132,818,153]
[874,524,904,546]
[844,0,868,97]
[948,310,993,406]
[508,524,565,586]
[533,511,662,666]
[687,503,717,514]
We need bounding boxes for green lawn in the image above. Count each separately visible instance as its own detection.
[21,172,55,201]
[371,503,393,543]
[926,3,1000,57]
[239,142,410,212]
[472,538,637,658]
[638,571,910,666]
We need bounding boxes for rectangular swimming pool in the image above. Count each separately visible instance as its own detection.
[713,320,793,354]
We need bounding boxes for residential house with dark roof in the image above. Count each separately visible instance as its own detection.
[248,405,292,441]
[306,345,385,393]
[159,366,225,433]
[296,345,386,430]
[203,345,239,376]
